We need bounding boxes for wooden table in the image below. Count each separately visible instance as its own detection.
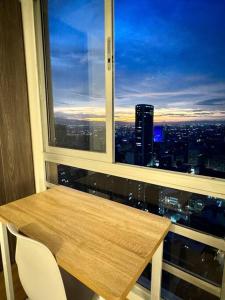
[0,186,171,300]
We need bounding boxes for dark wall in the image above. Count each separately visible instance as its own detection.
[0,0,36,268]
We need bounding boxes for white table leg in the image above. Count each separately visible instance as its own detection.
[151,241,163,300]
[0,222,14,300]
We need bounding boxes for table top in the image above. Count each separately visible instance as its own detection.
[0,186,171,300]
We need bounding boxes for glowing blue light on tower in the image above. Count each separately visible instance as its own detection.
[154,126,164,142]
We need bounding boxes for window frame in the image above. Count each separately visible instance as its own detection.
[38,0,114,163]
[24,0,225,199]
[20,1,225,298]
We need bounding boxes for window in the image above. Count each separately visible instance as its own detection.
[42,0,107,152]
[115,0,225,178]
[22,0,225,299]
[41,0,225,179]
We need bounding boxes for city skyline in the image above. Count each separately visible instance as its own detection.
[48,0,225,124]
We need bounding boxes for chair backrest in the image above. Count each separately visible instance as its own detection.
[7,224,67,300]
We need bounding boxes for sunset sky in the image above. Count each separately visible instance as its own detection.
[48,0,225,124]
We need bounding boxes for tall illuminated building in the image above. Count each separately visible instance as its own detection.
[135,104,154,166]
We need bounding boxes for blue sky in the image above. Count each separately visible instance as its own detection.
[48,0,225,123]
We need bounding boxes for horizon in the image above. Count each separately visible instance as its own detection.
[55,115,225,126]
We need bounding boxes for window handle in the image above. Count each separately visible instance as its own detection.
[107,37,112,71]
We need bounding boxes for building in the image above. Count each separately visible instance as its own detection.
[135,104,154,166]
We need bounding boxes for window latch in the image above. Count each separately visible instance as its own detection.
[107,37,112,71]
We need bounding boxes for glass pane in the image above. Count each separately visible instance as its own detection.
[139,234,224,289]
[161,271,218,300]
[115,0,225,178]
[164,232,223,286]
[139,267,218,300]
[46,162,225,286]
[42,0,106,152]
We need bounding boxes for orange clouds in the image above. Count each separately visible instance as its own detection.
[54,106,224,123]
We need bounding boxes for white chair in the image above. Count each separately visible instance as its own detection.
[7,223,67,300]
[7,224,96,300]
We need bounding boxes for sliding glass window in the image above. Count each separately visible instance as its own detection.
[114,0,225,179]
[42,0,225,180]
[42,0,106,152]
[38,1,225,298]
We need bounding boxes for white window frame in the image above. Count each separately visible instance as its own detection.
[35,0,114,163]
[20,0,225,298]
[22,0,225,199]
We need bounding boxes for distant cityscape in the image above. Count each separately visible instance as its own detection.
[53,103,225,179]
[116,104,225,178]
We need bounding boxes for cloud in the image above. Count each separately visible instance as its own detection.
[115,78,225,111]
[196,98,225,106]
[48,0,225,124]
[54,106,106,121]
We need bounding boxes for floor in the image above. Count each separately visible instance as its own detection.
[0,265,102,300]
[0,264,26,300]
[0,265,129,300]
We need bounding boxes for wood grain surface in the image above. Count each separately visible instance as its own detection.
[0,186,171,300]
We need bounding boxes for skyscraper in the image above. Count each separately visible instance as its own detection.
[135,104,154,166]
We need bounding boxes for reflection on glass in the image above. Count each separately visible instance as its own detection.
[115,0,225,178]
[46,162,225,287]
[162,271,218,300]
[42,0,106,152]
[164,232,223,286]
[139,268,218,300]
